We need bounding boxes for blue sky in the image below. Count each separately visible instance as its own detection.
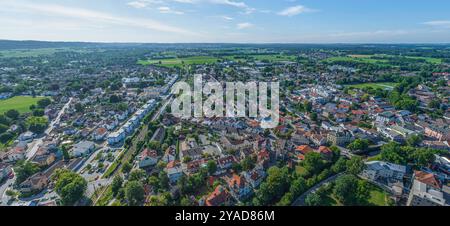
[0,0,450,43]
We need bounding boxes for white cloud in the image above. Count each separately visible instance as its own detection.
[278,5,314,17]
[237,22,253,29]
[422,20,450,29]
[210,0,255,14]
[0,1,194,35]
[158,6,184,14]
[221,16,234,21]
[127,0,163,9]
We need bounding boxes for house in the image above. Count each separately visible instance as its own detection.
[376,111,396,124]
[92,127,108,141]
[183,159,206,175]
[107,129,126,145]
[228,174,252,200]
[18,172,49,193]
[162,146,177,163]
[407,171,448,206]
[70,141,95,157]
[18,131,36,142]
[165,161,183,183]
[362,161,406,182]
[316,146,333,161]
[295,145,313,161]
[243,166,266,188]
[327,131,353,146]
[424,125,449,142]
[3,147,26,163]
[137,148,159,168]
[217,155,236,171]
[204,185,232,206]
[31,148,56,167]
[0,163,12,181]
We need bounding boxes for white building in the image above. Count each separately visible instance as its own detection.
[70,141,95,157]
[362,161,406,181]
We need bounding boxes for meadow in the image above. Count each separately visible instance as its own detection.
[328,54,442,65]
[347,82,398,90]
[0,48,92,58]
[138,56,220,67]
[0,96,46,114]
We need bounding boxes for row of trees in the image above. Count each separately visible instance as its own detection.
[252,146,365,206]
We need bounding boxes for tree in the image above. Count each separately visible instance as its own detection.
[310,112,318,122]
[333,175,359,205]
[0,124,8,134]
[0,115,10,125]
[207,160,217,175]
[109,95,121,103]
[253,166,290,205]
[159,171,169,190]
[14,161,41,184]
[32,109,45,117]
[37,98,52,108]
[5,109,20,120]
[0,132,14,143]
[53,169,87,205]
[406,135,423,147]
[148,176,160,190]
[122,162,132,174]
[347,139,369,152]
[380,142,406,165]
[303,152,324,175]
[111,176,123,197]
[331,157,347,174]
[74,103,84,113]
[241,156,256,171]
[128,169,146,182]
[346,156,365,175]
[305,193,323,206]
[26,116,48,134]
[125,181,145,206]
[289,177,307,197]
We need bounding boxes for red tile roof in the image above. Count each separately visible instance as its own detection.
[295,145,313,155]
[414,171,441,189]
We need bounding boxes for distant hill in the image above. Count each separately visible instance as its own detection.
[0,40,449,51]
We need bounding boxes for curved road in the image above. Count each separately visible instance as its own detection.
[292,173,343,206]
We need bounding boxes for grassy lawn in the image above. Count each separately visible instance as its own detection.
[404,56,442,64]
[295,166,308,177]
[326,54,442,65]
[366,154,382,161]
[0,48,91,58]
[325,56,389,65]
[138,56,220,67]
[0,96,46,114]
[347,82,398,90]
[367,184,391,206]
[320,179,391,206]
[224,54,296,63]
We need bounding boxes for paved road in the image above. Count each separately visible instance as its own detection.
[0,170,16,205]
[26,98,73,160]
[292,173,343,206]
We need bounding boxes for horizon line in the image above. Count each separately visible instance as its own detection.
[1,39,450,46]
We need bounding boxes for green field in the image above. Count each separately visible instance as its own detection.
[347,82,398,90]
[326,54,442,65]
[138,56,220,67]
[0,48,92,58]
[0,96,46,114]
[325,56,389,64]
[367,185,391,206]
[224,54,296,63]
[321,181,391,206]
